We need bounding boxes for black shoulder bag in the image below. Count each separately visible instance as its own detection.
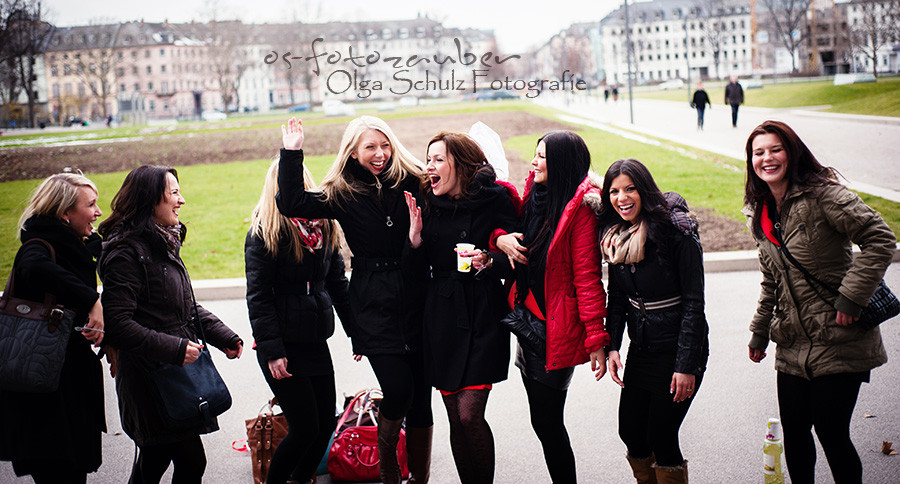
[772,227,899,331]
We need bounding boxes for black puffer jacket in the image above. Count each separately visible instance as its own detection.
[0,215,105,474]
[275,148,425,355]
[244,226,354,362]
[603,193,709,376]
[99,226,242,446]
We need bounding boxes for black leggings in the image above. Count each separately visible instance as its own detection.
[777,371,866,484]
[522,374,576,484]
[367,353,433,427]
[128,436,206,484]
[442,389,495,483]
[260,363,336,484]
[618,375,702,467]
[27,467,86,484]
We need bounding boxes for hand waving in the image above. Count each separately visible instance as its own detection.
[281,117,304,150]
[404,191,423,248]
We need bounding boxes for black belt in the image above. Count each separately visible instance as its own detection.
[352,256,401,272]
[275,281,327,295]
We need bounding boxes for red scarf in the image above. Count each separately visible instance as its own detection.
[760,203,779,246]
[290,218,323,252]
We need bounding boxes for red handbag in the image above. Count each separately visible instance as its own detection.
[327,389,409,482]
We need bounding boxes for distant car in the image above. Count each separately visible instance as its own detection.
[473,90,519,101]
[288,103,311,112]
[65,116,88,127]
[201,110,227,121]
[658,79,685,90]
[739,79,764,89]
[398,96,419,107]
[322,100,355,117]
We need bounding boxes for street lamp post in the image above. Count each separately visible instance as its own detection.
[624,0,634,124]
[684,13,692,103]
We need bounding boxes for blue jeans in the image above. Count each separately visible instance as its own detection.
[696,107,706,129]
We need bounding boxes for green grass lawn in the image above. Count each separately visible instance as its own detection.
[634,76,900,117]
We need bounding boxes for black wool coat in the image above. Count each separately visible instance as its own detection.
[410,173,518,391]
[99,227,242,446]
[276,148,426,355]
[244,226,354,363]
[0,215,105,475]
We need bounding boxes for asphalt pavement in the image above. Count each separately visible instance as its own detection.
[3,263,900,483]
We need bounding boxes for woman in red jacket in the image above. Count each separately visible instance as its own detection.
[490,130,609,483]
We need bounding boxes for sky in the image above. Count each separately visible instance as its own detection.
[39,0,625,54]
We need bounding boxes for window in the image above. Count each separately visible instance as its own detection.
[120,83,126,91]
[117,67,125,76]
[149,100,155,110]
[131,51,137,58]
[146,66,152,74]
[52,84,60,97]
[78,84,85,97]
[51,65,58,76]
[63,64,71,75]
[160,49,165,56]
[64,83,72,94]
[161,65,166,73]
[132,66,138,74]
[134,83,140,91]
[161,81,168,93]
[145,50,150,58]
[148,82,153,90]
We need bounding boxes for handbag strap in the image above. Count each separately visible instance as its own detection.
[334,389,381,435]
[771,224,842,310]
[1,238,60,315]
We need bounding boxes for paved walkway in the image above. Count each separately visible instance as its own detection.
[536,93,900,202]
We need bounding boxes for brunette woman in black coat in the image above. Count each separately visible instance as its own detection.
[0,173,106,483]
[245,160,354,484]
[276,116,431,484]
[404,132,517,483]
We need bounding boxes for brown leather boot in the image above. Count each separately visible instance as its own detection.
[653,459,688,484]
[626,452,658,484]
[377,417,404,484]
[405,426,433,484]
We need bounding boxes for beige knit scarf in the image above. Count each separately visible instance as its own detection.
[600,221,647,265]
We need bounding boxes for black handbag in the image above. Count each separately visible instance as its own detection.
[773,230,899,331]
[0,239,75,393]
[143,289,232,430]
[500,304,546,355]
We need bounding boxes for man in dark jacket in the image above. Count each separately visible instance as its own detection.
[724,76,744,128]
[690,81,711,130]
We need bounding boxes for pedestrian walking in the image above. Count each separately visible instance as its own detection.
[690,82,711,131]
[599,159,709,484]
[404,132,518,483]
[744,120,896,484]
[494,131,609,484]
[725,76,744,128]
[245,160,354,484]
[275,116,433,484]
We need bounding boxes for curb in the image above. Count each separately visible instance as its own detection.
[191,248,900,301]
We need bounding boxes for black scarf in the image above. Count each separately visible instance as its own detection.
[518,184,550,309]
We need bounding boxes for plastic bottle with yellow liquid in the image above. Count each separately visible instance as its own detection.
[763,417,784,484]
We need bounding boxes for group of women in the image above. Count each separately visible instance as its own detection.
[0,112,894,484]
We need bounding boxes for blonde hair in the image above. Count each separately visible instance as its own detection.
[319,115,425,203]
[18,173,98,237]
[250,158,342,262]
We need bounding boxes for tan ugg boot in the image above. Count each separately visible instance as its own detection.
[626,452,658,484]
[653,459,688,484]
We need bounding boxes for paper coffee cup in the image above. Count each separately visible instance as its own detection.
[456,243,476,272]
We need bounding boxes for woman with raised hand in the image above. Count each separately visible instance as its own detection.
[276,116,432,484]
[404,132,517,483]
[0,173,106,483]
[493,130,609,483]
[99,165,243,484]
[599,158,709,484]
[245,159,354,484]
[744,120,895,484]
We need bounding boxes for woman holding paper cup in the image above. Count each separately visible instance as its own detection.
[405,131,518,483]
[491,130,609,483]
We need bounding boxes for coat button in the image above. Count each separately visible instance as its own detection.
[460,231,467,239]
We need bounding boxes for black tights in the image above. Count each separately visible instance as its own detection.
[367,353,433,427]
[522,375,576,484]
[442,389,494,484]
[129,436,206,484]
[262,370,335,484]
[777,371,865,484]
[28,467,86,484]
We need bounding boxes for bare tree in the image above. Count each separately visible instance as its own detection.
[72,47,120,119]
[847,0,900,77]
[205,20,250,112]
[761,0,811,73]
[1,0,51,127]
[696,0,728,79]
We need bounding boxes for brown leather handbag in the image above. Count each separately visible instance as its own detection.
[246,398,289,484]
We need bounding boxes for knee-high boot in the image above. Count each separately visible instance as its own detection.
[405,426,433,484]
[377,417,404,484]
[653,459,688,484]
[626,453,657,484]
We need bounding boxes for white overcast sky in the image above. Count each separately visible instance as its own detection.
[39,0,626,53]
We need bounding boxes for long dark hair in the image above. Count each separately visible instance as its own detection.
[421,131,494,200]
[99,165,185,242]
[599,158,671,258]
[525,131,591,268]
[743,120,834,239]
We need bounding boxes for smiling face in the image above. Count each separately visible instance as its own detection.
[531,140,548,185]
[608,174,642,224]
[63,186,102,237]
[152,172,185,227]
[426,140,460,197]
[751,132,790,196]
[352,129,392,176]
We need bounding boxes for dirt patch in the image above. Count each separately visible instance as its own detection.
[0,110,754,251]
